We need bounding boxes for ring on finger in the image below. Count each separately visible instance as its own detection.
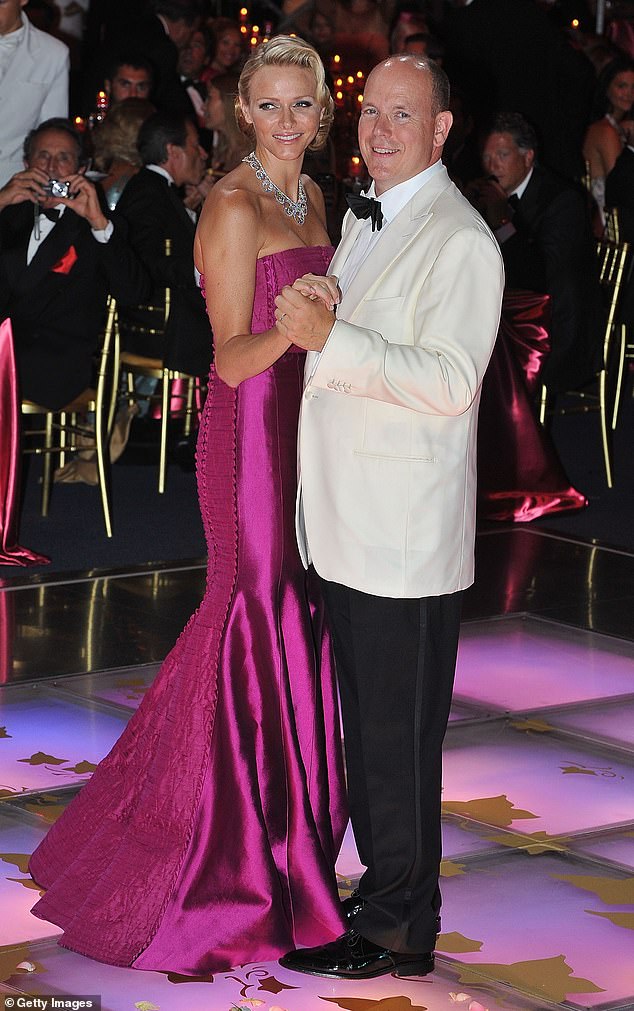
[279,312,287,322]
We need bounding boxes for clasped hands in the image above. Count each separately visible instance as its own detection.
[274,273,341,352]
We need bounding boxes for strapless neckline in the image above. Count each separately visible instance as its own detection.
[257,244,334,262]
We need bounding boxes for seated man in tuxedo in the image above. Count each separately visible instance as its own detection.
[113,110,212,379]
[467,112,603,392]
[0,117,149,410]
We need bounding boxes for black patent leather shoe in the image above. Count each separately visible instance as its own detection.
[342,888,365,923]
[279,929,434,980]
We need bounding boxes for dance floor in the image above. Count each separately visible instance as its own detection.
[0,527,632,1011]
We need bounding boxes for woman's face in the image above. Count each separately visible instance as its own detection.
[205,86,225,130]
[608,71,634,116]
[241,65,322,162]
[215,30,242,70]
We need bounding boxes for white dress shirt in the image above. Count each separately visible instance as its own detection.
[307,160,444,378]
[27,205,113,264]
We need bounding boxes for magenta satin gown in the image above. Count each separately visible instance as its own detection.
[29,245,348,973]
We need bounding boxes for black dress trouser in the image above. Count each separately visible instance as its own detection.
[319,575,463,953]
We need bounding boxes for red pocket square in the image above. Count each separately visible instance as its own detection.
[51,245,78,275]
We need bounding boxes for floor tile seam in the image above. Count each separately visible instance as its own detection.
[477,525,634,559]
[434,953,563,1011]
[439,813,634,846]
[0,558,207,594]
[0,662,163,690]
[450,693,634,720]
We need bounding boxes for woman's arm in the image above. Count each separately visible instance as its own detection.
[194,186,291,387]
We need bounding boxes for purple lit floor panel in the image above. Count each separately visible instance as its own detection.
[0,812,60,946]
[438,849,633,1009]
[57,664,161,711]
[443,722,634,836]
[455,616,634,713]
[0,939,552,1011]
[571,828,634,871]
[0,686,130,793]
[548,697,634,751]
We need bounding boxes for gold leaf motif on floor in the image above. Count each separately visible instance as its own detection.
[17,752,68,766]
[6,877,43,891]
[551,873,634,904]
[0,852,31,873]
[134,1003,160,1010]
[485,831,570,855]
[63,760,98,774]
[509,719,553,733]
[321,997,428,1010]
[0,726,12,738]
[0,944,45,984]
[585,909,634,929]
[437,931,484,952]
[441,859,467,877]
[456,954,604,1001]
[442,795,538,828]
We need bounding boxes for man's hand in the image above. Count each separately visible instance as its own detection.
[464,176,512,231]
[59,173,109,231]
[0,167,48,212]
[275,284,335,351]
[291,272,340,310]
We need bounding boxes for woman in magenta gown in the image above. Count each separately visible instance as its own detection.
[29,37,347,974]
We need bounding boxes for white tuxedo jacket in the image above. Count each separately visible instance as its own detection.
[296,166,504,599]
[0,15,69,188]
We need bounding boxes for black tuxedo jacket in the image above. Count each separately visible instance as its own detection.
[113,168,211,377]
[110,14,192,115]
[440,0,594,181]
[500,166,604,391]
[0,204,149,410]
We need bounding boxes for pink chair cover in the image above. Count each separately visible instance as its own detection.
[477,290,587,522]
[0,318,50,566]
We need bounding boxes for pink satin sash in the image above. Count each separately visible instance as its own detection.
[478,291,587,522]
[0,318,50,566]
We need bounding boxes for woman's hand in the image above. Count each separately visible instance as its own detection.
[291,273,340,310]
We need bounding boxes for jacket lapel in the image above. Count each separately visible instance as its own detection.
[15,210,84,294]
[337,166,452,318]
[0,15,36,92]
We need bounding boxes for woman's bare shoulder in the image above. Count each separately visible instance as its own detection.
[199,167,261,230]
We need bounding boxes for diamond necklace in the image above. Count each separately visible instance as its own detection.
[243,151,308,226]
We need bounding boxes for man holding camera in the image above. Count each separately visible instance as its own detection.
[0,117,149,409]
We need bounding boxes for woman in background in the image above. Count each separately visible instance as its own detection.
[583,56,634,221]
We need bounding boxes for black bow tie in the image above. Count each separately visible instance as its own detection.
[40,207,61,222]
[507,193,520,211]
[346,193,384,231]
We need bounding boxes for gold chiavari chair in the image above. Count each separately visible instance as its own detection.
[115,239,206,494]
[21,294,119,537]
[604,207,634,427]
[538,234,630,488]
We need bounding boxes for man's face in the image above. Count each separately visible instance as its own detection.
[106,64,152,103]
[358,59,452,196]
[0,0,26,36]
[482,131,534,194]
[169,121,206,186]
[179,30,207,79]
[27,128,82,207]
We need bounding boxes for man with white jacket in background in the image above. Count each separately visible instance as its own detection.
[0,0,69,187]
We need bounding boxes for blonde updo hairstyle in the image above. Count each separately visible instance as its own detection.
[236,35,334,151]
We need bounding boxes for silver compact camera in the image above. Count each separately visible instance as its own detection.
[43,179,72,198]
